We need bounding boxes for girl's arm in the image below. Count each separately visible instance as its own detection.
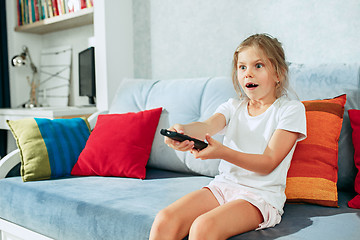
[165,113,226,152]
[193,129,299,175]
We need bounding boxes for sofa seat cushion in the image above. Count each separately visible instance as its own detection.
[232,191,360,240]
[1,169,360,240]
[0,169,211,240]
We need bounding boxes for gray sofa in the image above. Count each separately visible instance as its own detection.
[0,63,359,239]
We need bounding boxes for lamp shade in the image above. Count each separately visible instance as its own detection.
[11,46,37,73]
[11,54,27,67]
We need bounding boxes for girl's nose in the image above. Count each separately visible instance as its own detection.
[245,68,254,78]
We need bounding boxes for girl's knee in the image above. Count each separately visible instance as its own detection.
[189,215,218,240]
[150,209,179,239]
[152,209,173,232]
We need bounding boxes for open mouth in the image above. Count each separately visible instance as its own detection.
[245,83,259,89]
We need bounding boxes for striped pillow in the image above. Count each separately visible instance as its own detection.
[285,94,346,207]
[7,118,91,182]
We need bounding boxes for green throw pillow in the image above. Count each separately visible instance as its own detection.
[7,117,91,182]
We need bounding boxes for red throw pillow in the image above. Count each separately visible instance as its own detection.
[71,108,162,179]
[348,109,360,209]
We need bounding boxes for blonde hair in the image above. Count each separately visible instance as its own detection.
[232,33,289,98]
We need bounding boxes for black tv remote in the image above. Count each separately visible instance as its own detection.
[160,129,208,150]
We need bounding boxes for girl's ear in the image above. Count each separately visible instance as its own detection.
[275,72,284,85]
[274,73,281,88]
[274,75,280,85]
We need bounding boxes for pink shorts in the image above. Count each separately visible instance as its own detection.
[205,180,282,230]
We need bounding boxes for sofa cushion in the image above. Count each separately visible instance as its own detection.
[0,171,212,240]
[285,95,346,207]
[71,108,162,179]
[0,171,360,240]
[232,190,360,240]
[108,77,237,177]
[6,118,90,182]
[348,109,360,208]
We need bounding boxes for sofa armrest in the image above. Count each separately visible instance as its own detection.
[0,149,21,179]
[88,110,108,130]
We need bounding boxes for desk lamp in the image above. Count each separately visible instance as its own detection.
[11,46,38,108]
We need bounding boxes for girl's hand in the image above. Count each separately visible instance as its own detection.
[164,124,195,152]
[191,134,223,160]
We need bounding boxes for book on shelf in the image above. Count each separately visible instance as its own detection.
[17,0,94,26]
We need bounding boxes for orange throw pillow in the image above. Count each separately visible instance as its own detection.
[285,94,346,207]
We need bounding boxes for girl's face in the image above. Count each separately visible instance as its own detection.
[237,47,279,103]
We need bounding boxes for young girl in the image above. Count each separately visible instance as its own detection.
[150,34,307,240]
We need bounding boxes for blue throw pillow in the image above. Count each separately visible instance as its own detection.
[7,117,91,182]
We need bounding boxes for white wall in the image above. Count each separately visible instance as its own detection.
[133,0,360,79]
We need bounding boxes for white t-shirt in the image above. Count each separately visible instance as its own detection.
[213,96,307,214]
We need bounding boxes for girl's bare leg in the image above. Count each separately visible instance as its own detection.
[149,188,219,240]
[189,199,264,240]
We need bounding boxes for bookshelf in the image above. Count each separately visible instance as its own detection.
[15,7,93,35]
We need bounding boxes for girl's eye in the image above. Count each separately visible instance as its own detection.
[255,63,263,68]
[239,65,246,70]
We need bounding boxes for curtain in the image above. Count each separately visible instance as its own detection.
[0,0,11,158]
